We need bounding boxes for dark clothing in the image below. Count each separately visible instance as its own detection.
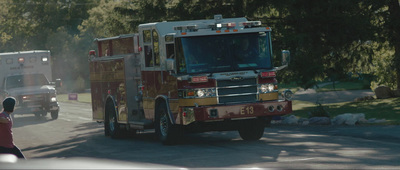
[0,145,25,159]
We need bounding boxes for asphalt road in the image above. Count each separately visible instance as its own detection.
[6,101,400,169]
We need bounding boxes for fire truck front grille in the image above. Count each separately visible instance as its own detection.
[217,78,257,104]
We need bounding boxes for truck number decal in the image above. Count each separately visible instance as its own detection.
[240,106,254,115]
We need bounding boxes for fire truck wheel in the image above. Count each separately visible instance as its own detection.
[106,102,124,139]
[155,102,182,145]
[238,119,265,141]
[51,110,58,120]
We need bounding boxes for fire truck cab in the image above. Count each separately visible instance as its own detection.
[89,15,293,145]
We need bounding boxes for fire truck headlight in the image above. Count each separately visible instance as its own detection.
[50,96,57,102]
[260,84,268,93]
[282,89,293,101]
[196,88,216,98]
[197,90,205,98]
[260,84,276,93]
[268,84,275,92]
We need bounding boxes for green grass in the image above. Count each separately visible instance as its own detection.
[57,93,92,103]
[291,97,400,124]
[278,82,302,93]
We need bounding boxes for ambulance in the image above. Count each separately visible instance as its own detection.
[0,50,61,119]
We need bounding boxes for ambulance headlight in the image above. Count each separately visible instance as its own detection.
[50,96,57,102]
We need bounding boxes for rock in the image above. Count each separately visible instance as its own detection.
[374,86,393,99]
[282,115,299,125]
[308,117,331,125]
[331,113,365,125]
[301,120,309,126]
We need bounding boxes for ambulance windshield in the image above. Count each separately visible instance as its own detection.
[175,32,272,74]
[5,74,49,90]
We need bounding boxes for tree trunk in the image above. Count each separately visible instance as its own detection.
[388,0,400,89]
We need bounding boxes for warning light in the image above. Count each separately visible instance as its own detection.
[18,57,24,63]
[261,71,276,78]
[42,57,48,62]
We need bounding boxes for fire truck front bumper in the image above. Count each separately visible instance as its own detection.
[178,100,292,126]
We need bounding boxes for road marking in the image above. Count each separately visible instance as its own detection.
[60,118,71,121]
[280,157,316,162]
[78,117,92,121]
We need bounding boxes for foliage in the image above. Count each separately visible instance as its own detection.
[0,0,399,92]
[294,97,400,124]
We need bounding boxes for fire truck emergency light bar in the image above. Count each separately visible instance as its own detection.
[174,21,263,33]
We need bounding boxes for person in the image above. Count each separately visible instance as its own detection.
[0,97,25,159]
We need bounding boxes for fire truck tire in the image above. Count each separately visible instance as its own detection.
[155,102,182,145]
[238,119,265,141]
[51,110,58,120]
[106,102,124,139]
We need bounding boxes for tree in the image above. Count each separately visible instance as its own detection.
[79,0,168,38]
[0,0,96,92]
[253,0,378,89]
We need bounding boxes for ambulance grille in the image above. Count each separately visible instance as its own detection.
[217,78,257,104]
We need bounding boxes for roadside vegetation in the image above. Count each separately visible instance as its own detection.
[281,80,400,124]
[1,0,399,93]
[292,98,400,125]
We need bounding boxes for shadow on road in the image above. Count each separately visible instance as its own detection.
[20,122,400,168]
[12,115,56,128]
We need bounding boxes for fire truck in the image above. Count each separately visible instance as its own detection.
[0,50,61,119]
[89,15,293,145]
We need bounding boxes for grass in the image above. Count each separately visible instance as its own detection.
[278,82,302,93]
[291,98,400,125]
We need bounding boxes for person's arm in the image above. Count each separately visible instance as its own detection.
[0,117,10,123]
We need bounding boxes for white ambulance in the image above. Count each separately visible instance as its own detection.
[0,50,61,119]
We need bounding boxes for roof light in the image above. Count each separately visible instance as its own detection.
[174,25,198,32]
[18,57,24,63]
[191,76,208,83]
[227,22,236,28]
[89,50,96,56]
[261,71,276,78]
[240,21,262,28]
[42,57,48,62]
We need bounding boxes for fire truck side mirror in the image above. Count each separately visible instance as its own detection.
[166,59,176,71]
[276,50,291,71]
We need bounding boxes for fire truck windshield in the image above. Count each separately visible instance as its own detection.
[175,32,272,74]
[5,74,50,90]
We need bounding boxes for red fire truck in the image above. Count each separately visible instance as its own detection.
[89,15,293,145]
